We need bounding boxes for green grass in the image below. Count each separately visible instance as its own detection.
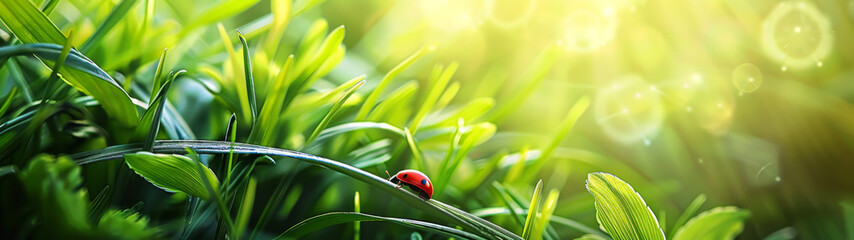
[1,0,846,239]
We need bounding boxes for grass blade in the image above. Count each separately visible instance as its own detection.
[235,177,257,237]
[354,191,361,240]
[533,190,559,240]
[486,42,562,122]
[0,0,138,126]
[354,45,432,121]
[522,180,544,239]
[522,96,590,182]
[79,0,140,53]
[304,76,366,146]
[586,172,665,240]
[253,55,294,145]
[237,30,258,130]
[408,63,458,134]
[149,48,168,102]
[277,212,485,240]
[72,140,521,239]
[670,194,707,237]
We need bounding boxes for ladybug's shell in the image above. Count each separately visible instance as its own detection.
[389,170,433,199]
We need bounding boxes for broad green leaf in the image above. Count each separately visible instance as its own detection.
[0,0,138,127]
[123,151,219,200]
[576,234,610,240]
[762,227,796,240]
[673,207,749,240]
[277,212,485,240]
[305,76,366,145]
[79,0,141,53]
[355,45,432,121]
[586,172,664,240]
[522,180,544,239]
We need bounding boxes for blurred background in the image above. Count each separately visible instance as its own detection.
[312,0,854,238]
[10,0,854,238]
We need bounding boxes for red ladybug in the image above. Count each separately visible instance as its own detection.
[387,170,434,200]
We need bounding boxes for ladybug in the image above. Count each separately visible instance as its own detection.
[387,170,434,200]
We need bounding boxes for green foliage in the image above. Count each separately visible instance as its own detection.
[278,212,485,239]
[18,154,157,239]
[0,0,774,239]
[0,0,138,127]
[123,152,219,200]
[672,207,749,240]
[522,180,544,239]
[586,172,665,240]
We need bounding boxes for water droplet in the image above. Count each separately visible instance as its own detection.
[775,176,781,182]
[794,26,801,33]
[781,65,788,71]
[643,138,651,146]
[733,63,763,93]
[686,106,693,112]
[817,61,823,67]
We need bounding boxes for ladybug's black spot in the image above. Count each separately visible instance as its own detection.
[421,179,427,185]
[402,174,408,178]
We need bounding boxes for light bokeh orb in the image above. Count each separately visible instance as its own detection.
[761,1,832,70]
[560,5,617,53]
[732,63,763,93]
[484,0,538,29]
[685,72,735,135]
[418,0,482,32]
[594,75,665,144]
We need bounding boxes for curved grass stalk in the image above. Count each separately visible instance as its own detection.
[71,140,521,240]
